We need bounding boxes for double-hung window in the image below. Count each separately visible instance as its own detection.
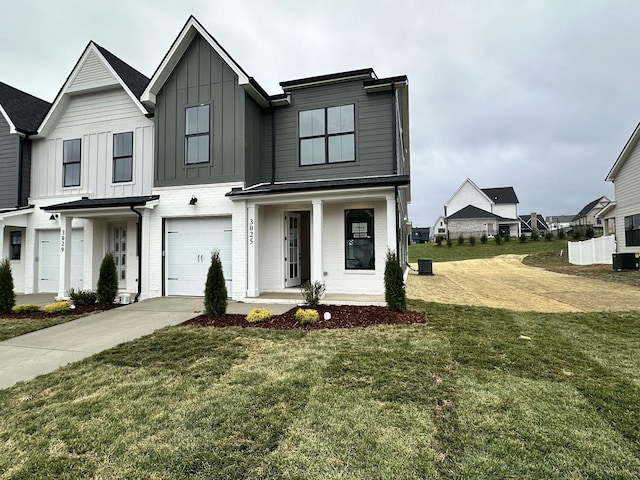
[63,139,81,187]
[113,132,133,183]
[185,104,210,165]
[299,104,355,165]
[345,209,375,270]
[625,214,640,246]
[10,231,21,260]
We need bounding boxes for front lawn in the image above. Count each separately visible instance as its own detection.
[0,315,82,342]
[1,301,638,479]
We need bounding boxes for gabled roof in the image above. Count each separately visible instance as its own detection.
[606,122,640,182]
[596,201,616,219]
[573,196,610,221]
[445,178,492,207]
[37,41,151,137]
[447,205,506,220]
[481,187,519,204]
[0,82,50,135]
[519,214,549,231]
[142,16,274,108]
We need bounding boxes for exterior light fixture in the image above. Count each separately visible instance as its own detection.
[189,196,198,206]
[49,214,58,220]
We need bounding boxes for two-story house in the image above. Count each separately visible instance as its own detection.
[0,82,50,292]
[140,16,410,301]
[571,196,610,237]
[443,178,520,238]
[26,42,156,299]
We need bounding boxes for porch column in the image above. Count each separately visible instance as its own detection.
[312,199,323,283]
[386,193,397,253]
[139,209,152,300]
[247,203,259,297]
[58,215,73,298]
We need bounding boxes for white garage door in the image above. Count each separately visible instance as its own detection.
[38,229,83,293]
[166,217,232,296]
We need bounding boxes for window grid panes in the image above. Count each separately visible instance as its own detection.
[185,105,210,165]
[113,132,133,183]
[625,214,640,246]
[345,209,375,270]
[63,139,81,187]
[10,231,21,260]
[299,105,355,165]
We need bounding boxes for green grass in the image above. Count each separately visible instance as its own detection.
[1,303,639,479]
[0,315,82,342]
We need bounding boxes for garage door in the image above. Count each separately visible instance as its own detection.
[38,229,83,293]
[166,217,232,296]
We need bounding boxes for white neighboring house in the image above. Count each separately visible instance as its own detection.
[443,178,520,238]
[604,122,640,253]
[431,215,447,240]
[26,42,156,299]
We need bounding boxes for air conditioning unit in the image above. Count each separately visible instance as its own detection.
[418,258,434,275]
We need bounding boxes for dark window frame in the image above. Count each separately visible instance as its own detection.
[344,208,375,270]
[113,132,134,183]
[184,103,211,165]
[63,139,81,187]
[10,231,22,260]
[625,214,640,246]
[299,104,355,166]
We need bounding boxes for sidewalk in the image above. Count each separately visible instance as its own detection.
[0,297,291,390]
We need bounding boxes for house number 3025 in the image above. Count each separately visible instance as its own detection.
[248,219,254,245]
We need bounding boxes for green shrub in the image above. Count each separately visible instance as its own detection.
[300,281,325,308]
[495,234,502,245]
[245,308,272,323]
[384,250,406,312]
[0,258,15,314]
[43,301,71,314]
[12,304,41,314]
[457,234,464,245]
[557,228,566,240]
[504,234,511,242]
[469,235,476,246]
[446,238,453,248]
[435,236,443,246]
[519,234,527,243]
[572,229,582,241]
[295,308,319,324]
[480,234,488,244]
[545,231,553,241]
[67,288,97,306]
[531,230,540,241]
[97,252,118,305]
[586,227,595,239]
[204,250,227,317]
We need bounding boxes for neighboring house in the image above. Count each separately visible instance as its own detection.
[604,122,640,252]
[595,202,616,236]
[140,16,410,300]
[443,178,520,238]
[432,215,447,239]
[26,42,155,298]
[545,215,573,235]
[411,227,430,243]
[571,196,610,236]
[0,82,50,292]
[519,213,549,236]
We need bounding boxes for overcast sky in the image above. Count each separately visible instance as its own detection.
[2,0,636,227]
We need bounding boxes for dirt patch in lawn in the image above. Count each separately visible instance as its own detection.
[407,254,640,312]
[182,304,425,329]
[3,304,122,320]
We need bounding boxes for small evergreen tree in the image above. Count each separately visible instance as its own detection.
[457,234,464,245]
[446,238,453,248]
[531,230,540,241]
[384,250,406,312]
[0,258,15,314]
[204,250,227,317]
[97,252,118,305]
[469,235,476,246]
[495,234,502,245]
[435,236,443,246]
[480,234,488,244]
[585,227,595,239]
[545,231,553,241]
[519,233,527,243]
[557,228,566,240]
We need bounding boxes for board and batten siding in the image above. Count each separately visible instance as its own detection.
[0,114,19,208]
[272,80,394,183]
[155,35,246,187]
[30,88,154,199]
[244,96,270,187]
[614,141,640,252]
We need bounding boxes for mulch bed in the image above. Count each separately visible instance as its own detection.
[182,304,425,330]
[3,304,122,320]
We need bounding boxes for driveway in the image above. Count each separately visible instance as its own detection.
[407,254,640,312]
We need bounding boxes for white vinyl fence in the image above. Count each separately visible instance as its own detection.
[568,235,616,265]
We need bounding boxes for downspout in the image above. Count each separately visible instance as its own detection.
[130,205,142,302]
[270,101,276,184]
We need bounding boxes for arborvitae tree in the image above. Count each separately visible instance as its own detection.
[0,258,15,314]
[204,250,227,317]
[384,250,406,312]
[97,252,118,305]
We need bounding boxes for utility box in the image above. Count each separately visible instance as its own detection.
[612,253,639,271]
[418,258,434,275]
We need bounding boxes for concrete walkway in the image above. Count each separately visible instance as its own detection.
[0,297,292,390]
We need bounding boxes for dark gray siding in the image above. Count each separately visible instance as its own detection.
[155,35,246,187]
[19,139,32,206]
[0,115,19,208]
[273,80,394,182]
[244,97,270,186]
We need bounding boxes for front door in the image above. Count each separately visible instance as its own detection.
[284,213,301,287]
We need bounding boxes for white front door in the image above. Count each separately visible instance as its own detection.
[284,213,301,288]
[166,217,232,296]
[38,229,83,293]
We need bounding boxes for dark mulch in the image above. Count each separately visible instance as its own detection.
[3,304,122,320]
[181,305,425,330]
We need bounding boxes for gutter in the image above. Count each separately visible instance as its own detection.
[130,205,143,302]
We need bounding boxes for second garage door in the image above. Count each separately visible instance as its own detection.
[38,229,84,293]
[166,217,232,296]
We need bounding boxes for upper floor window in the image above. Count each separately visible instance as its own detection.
[299,104,355,166]
[345,208,374,270]
[625,214,640,246]
[63,139,81,187]
[10,231,21,260]
[113,132,133,183]
[185,104,210,165]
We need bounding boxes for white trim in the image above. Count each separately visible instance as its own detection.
[606,122,640,182]
[0,105,21,135]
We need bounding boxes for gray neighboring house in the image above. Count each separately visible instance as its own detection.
[571,196,610,236]
[0,82,50,266]
[519,213,549,236]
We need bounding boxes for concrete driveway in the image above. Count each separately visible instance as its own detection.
[0,297,291,390]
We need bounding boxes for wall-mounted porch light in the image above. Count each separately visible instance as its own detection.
[189,196,198,206]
